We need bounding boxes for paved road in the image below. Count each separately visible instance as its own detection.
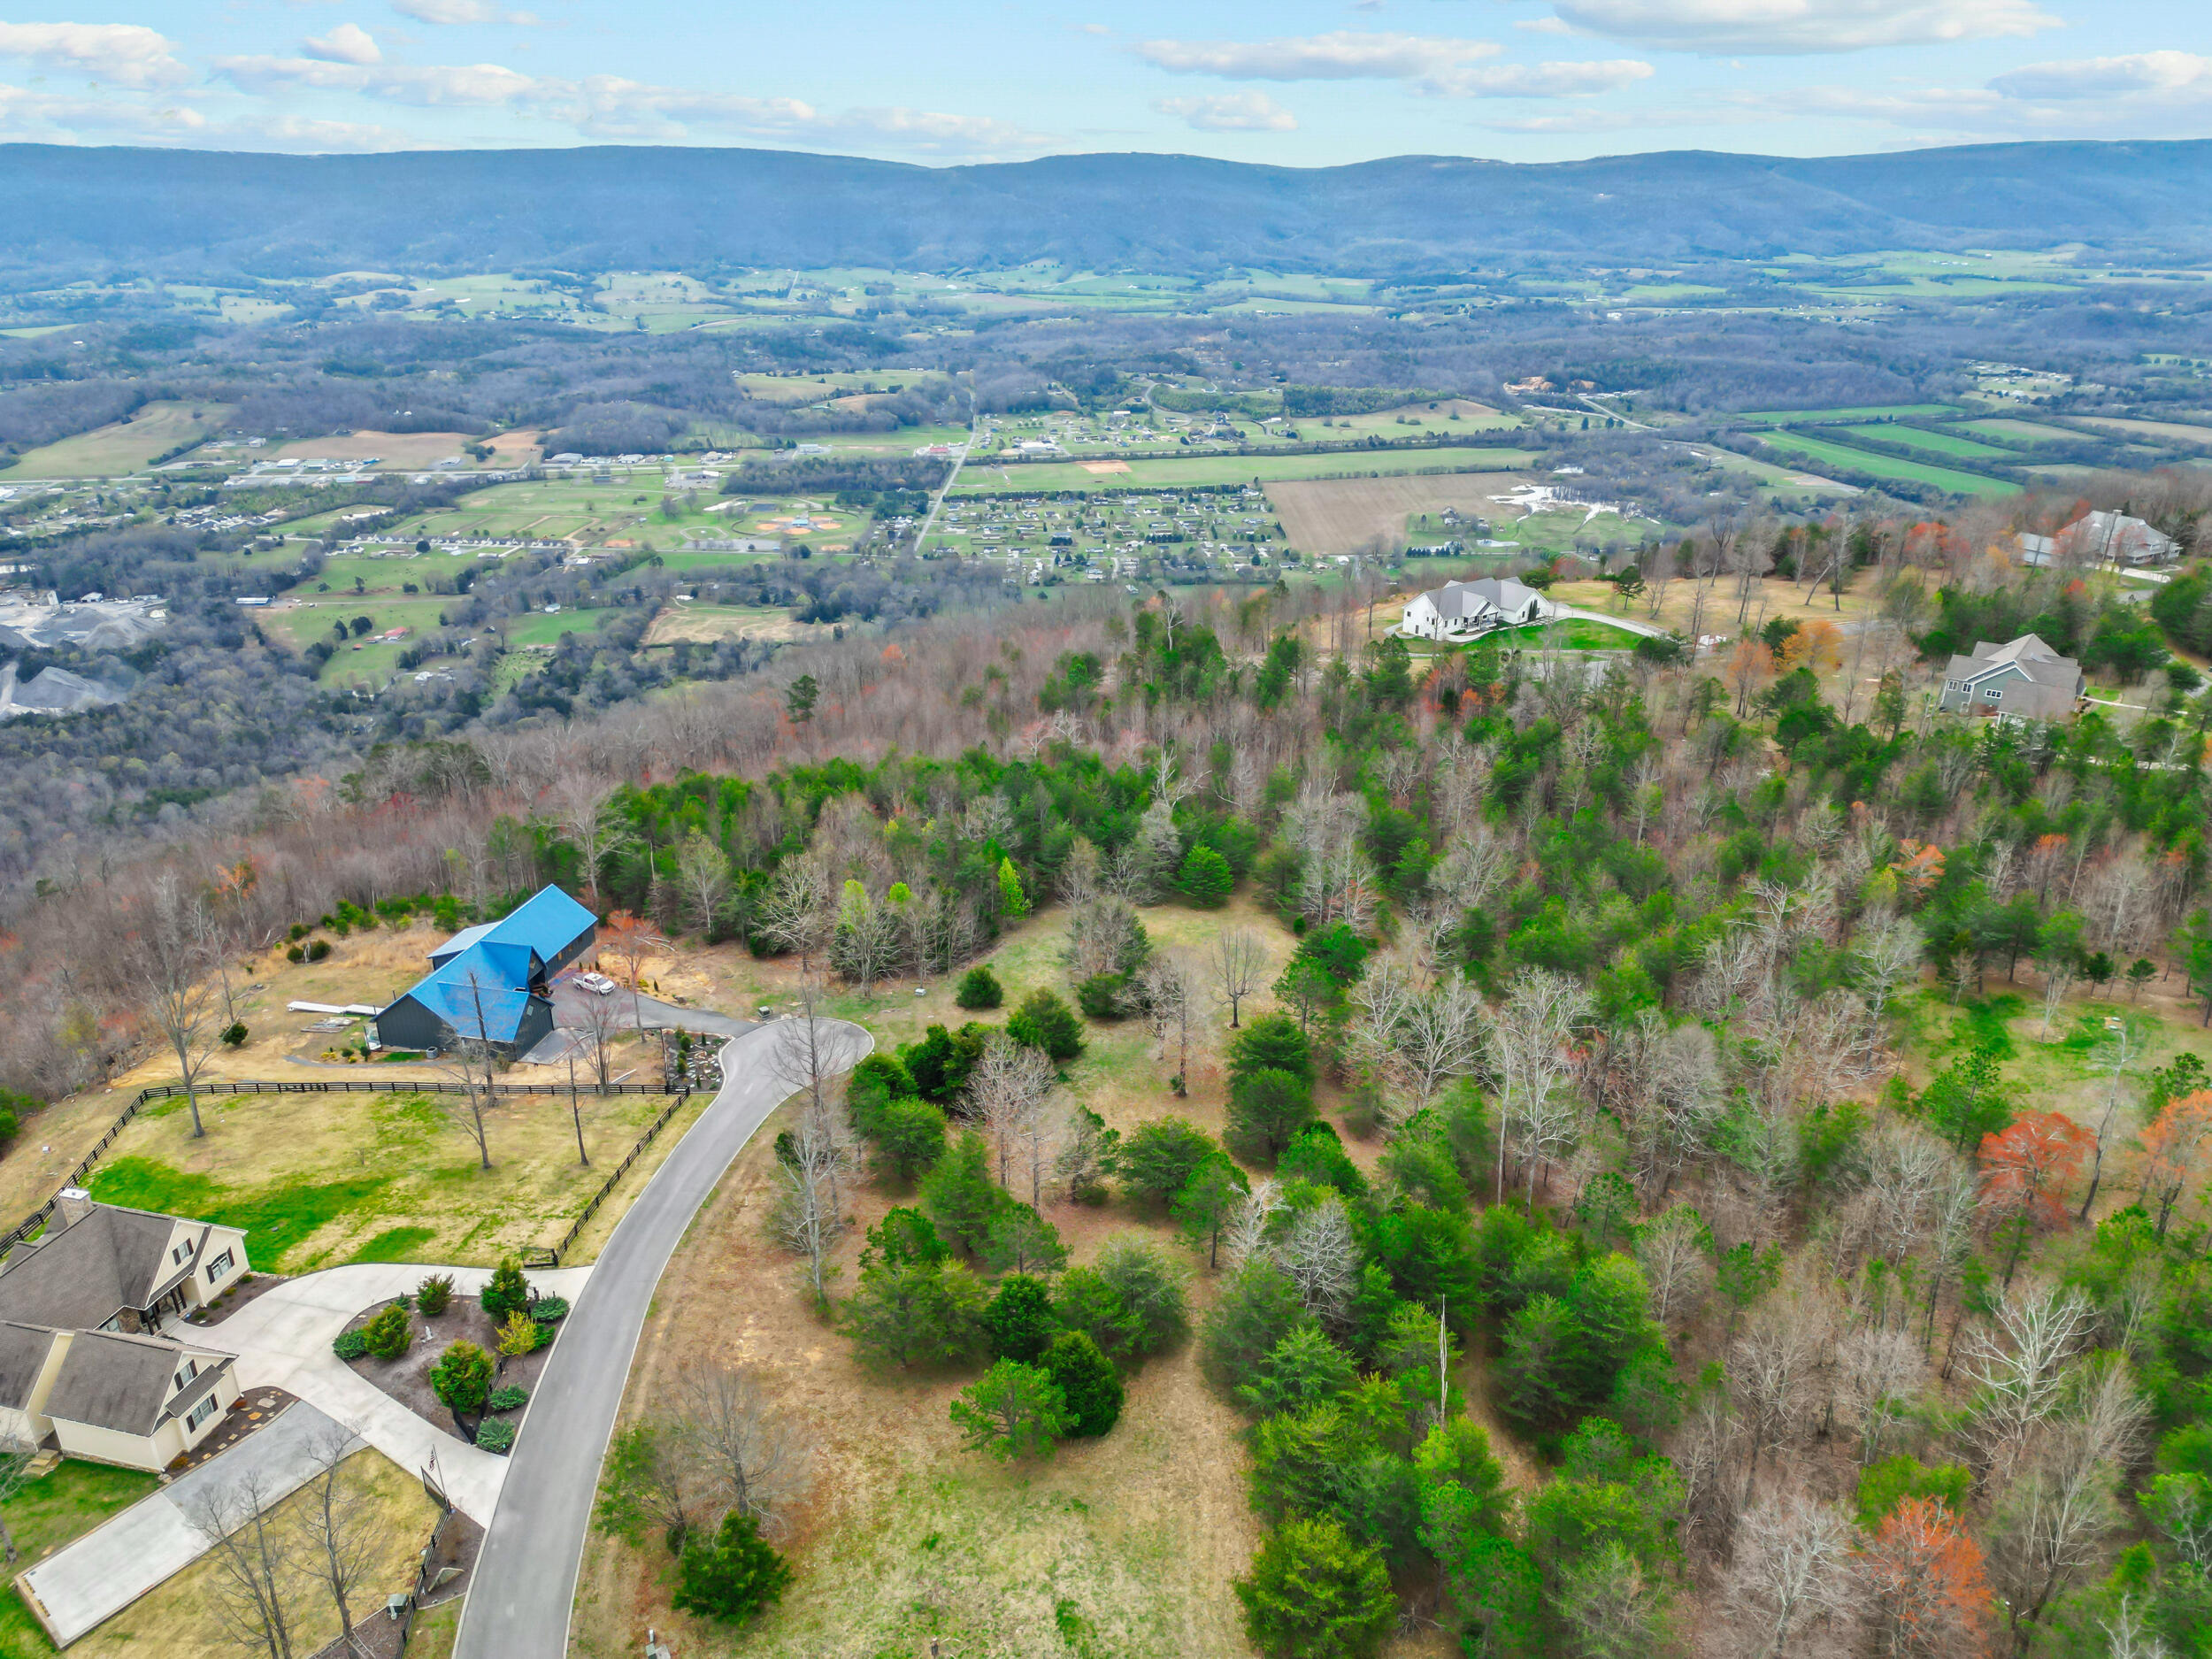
[453,1017,872,1659]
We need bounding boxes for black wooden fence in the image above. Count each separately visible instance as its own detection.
[526,1086,694,1269]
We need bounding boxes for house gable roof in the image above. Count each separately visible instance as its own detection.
[433,887,595,970]
[0,1204,185,1332]
[42,1329,227,1435]
[0,1321,60,1412]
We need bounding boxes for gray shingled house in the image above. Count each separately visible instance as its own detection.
[0,1194,248,1469]
[1937,634,2085,722]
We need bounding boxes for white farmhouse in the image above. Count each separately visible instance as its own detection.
[1400,577,1555,641]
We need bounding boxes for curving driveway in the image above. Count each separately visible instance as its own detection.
[453,1016,872,1659]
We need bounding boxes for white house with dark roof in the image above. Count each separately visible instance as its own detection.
[0,1193,248,1469]
[1937,634,2086,722]
[1400,577,1555,641]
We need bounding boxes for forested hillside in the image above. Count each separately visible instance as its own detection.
[5,542,2212,1653]
[7,139,2212,280]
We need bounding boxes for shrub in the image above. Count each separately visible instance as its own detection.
[673,1510,793,1626]
[1178,843,1233,908]
[361,1302,414,1360]
[1042,1330,1123,1437]
[416,1273,454,1316]
[1007,989,1085,1062]
[474,1417,517,1455]
[219,1022,249,1048]
[428,1340,495,1424]
[332,1330,369,1361]
[486,1385,530,1414]
[1076,972,1131,1020]
[531,1295,570,1324]
[955,965,1004,1010]
[286,944,305,964]
[480,1256,531,1323]
[304,939,331,963]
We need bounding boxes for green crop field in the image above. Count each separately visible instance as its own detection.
[1734,403,1964,427]
[8,401,232,478]
[1839,424,2017,461]
[950,448,1539,496]
[499,605,617,647]
[1758,432,2019,497]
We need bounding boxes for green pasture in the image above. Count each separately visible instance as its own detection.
[499,606,617,647]
[1839,424,2017,461]
[8,401,232,479]
[1757,432,2018,498]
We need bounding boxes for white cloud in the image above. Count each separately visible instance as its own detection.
[1153,91,1299,131]
[303,24,382,67]
[1134,31,1499,81]
[1990,50,2212,101]
[234,115,420,151]
[0,81,204,138]
[389,0,541,25]
[1426,58,1653,96]
[215,55,536,107]
[1515,16,1577,34]
[1546,0,2059,56]
[0,22,187,88]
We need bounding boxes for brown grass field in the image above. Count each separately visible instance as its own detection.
[572,900,1508,1657]
[73,1448,440,1659]
[1267,472,1534,555]
[644,603,824,647]
[270,430,540,469]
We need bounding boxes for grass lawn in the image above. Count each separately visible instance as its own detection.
[1957,418,2079,445]
[73,1449,438,1659]
[0,1463,159,1659]
[1756,432,2019,498]
[81,1075,693,1270]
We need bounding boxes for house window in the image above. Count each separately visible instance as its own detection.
[204,1249,234,1284]
[186,1393,221,1432]
[174,1358,197,1390]
[1984,687,2002,701]
[171,1242,191,1266]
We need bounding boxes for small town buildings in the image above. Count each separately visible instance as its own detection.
[1937,634,2085,721]
[0,1193,250,1470]
[1399,577,1556,641]
[373,885,597,1057]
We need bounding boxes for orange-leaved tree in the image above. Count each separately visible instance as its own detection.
[1979,1110,2093,1284]
[2139,1090,2212,1240]
[1860,1495,1993,1659]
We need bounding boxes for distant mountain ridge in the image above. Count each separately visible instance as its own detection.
[5,139,2209,278]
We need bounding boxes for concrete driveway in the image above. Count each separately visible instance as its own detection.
[197,1261,591,1524]
[454,1017,872,1659]
[18,1401,358,1647]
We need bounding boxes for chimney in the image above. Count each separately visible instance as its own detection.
[54,1187,95,1229]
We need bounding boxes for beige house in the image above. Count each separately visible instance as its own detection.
[0,1194,249,1471]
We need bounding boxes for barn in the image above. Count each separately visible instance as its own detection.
[373,886,597,1057]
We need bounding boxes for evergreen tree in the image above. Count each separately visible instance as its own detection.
[998,857,1031,920]
[1041,1330,1123,1436]
[1007,989,1085,1061]
[949,1359,1071,1460]
[1178,843,1234,908]
[1229,1012,1315,1086]
[983,1273,1059,1363]
[955,964,1004,1009]
[673,1510,793,1626]
[480,1256,531,1323]
[1236,1517,1398,1659]
[1229,1067,1317,1161]
[922,1130,1004,1251]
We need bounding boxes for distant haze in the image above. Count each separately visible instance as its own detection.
[7,139,2210,280]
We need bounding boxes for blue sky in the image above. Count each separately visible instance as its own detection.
[0,1,2206,164]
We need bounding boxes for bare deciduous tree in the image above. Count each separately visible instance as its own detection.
[1731,1286,1827,1502]
[1209,927,1264,1029]
[1274,1193,1360,1329]
[676,1365,798,1532]
[138,873,219,1139]
[673,827,731,939]
[757,851,833,974]
[1720,1493,1858,1659]
[288,1423,383,1659]
[552,776,634,908]
[966,1033,1056,1196]
[1837,1326,1927,1466]
[1635,1205,1715,1327]
[187,1466,299,1659]
[1963,1285,2096,1481]
[1486,969,1592,1202]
